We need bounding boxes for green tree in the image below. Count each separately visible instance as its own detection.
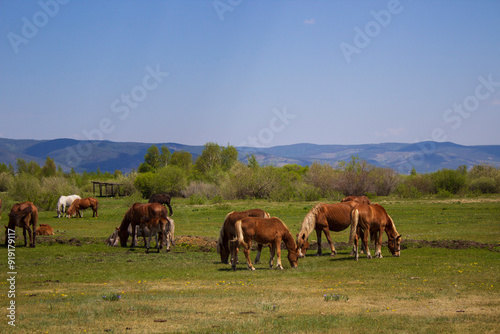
[170,151,193,172]
[41,157,57,177]
[160,145,171,166]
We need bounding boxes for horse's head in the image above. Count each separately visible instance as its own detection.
[107,227,120,246]
[388,234,402,257]
[287,248,299,269]
[296,233,309,258]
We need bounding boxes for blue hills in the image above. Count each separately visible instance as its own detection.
[0,138,499,174]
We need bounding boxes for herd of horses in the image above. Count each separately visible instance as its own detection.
[217,195,401,270]
[4,192,401,269]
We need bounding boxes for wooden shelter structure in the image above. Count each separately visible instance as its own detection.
[92,181,125,197]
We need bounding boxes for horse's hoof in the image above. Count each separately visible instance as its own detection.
[330,252,337,257]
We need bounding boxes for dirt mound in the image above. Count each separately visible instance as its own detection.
[174,235,217,252]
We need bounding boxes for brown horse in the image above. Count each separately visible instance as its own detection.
[217,209,270,264]
[341,195,371,205]
[296,201,359,257]
[139,216,175,253]
[36,224,54,235]
[232,217,298,271]
[349,203,401,260]
[5,202,38,248]
[66,197,98,218]
[148,193,173,216]
[118,202,170,247]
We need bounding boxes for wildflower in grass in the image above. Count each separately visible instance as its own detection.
[102,293,121,301]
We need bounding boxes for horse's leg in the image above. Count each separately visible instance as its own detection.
[155,233,160,253]
[131,223,137,247]
[230,240,238,271]
[269,244,276,268]
[315,229,323,256]
[244,241,255,271]
[323,228,337,257]
[276,238,283,270]
[23,227,28,247]
[354,232,359,261]
[254,244,263,264]
[375,229,383,258]
[363,229,372,259]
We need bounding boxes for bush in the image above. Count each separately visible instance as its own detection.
[182,181,219,199]
[432,169,466,194]
[0,172,14,192]
[468,176,498,194]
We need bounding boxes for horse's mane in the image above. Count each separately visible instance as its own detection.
[282,223,297,251]
[298,203,324,240]
[385,215,399,238]
[216,211,234,254]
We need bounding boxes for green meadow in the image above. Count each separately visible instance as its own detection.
[1,196,499,333]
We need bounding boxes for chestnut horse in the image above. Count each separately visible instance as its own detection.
[148,193,173,216]
[5,202,38,248]
[118,202,170,247]
[217,209,270,264]
[296,201,359,257]
[36,224,54,236]
[66,197,98,218]
[139,216,175,253]
[232,217,298,271]
[341,195,371,205]
[349,203,401,260]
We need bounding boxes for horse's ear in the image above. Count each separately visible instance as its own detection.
[397,234,402,240]
[116,227,120,231]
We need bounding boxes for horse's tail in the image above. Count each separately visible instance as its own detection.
[167,217,175,246]
[234,219,247,249]
[167,202,173,217]
[349,208,359,244]
[216,222,225,254]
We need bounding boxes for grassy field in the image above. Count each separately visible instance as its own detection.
[1,195,499,333]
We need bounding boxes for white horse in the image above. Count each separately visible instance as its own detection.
[56,195,81,218]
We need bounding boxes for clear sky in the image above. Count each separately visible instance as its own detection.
[1,0,499,147]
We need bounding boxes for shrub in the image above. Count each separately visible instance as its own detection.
[432,169,466,194]
[0,172,14,192]
[182,181,219,199]
[468,176,498,194]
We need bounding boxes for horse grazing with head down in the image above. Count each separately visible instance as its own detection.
[118,202,171,248]
[341,195,371,205]
[232,217,299,271]
[57,195,81,218]
[217,209,270,264]
[349,203,401,260]
[148,193,173,216]
[296,201,360,257]
[5,202,38,248]
[66,197,98,218]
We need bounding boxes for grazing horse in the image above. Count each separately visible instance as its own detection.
[232,217,299,271]
[5,202,38,248]
[139,216,175,253]
[107,224,146,247]
[296,202,359,257]
[36,224,54,236]
[341,195,371,205]
[148,193,173,216]
[217,209,270,264]
[118,202,170,247]
[66,197,98,218]
[349,203,401,260]
[56,194,81,218]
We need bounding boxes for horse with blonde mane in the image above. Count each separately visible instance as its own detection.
[349,203,401,260]
[66,197,98,218]
[296,201,359,257]
[5,202,38,248]
[118,202,170,247]
[232,217,298,271]
[217,209,270,264]
[57,194,81,218]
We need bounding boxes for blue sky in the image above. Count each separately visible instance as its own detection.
[1,0,499,147]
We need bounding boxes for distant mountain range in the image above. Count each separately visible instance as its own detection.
[1,138,499,174]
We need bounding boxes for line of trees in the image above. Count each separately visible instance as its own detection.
[0,142,499,210]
